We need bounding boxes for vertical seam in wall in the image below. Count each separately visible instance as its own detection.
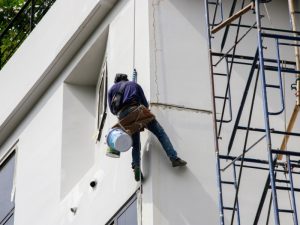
[152,0,161,103]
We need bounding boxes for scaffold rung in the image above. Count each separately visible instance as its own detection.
[268,186,300,192]
[215,96,229,100]
[275,179,290,184]
[223,207,237,211]
[213,72,227,76]
[265,84,280,89]
[271,149,300,157]
[221,181,235,185]
[278,209,294,214]
[262,32,300,41]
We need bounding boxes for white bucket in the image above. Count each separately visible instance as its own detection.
[106,128,132,152]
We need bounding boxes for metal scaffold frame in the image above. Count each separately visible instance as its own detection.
[204,0,300,224]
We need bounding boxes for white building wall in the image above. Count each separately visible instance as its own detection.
[15,86,63,225]
[1,0,153,225]
[61,84,96,198]
[0,0,117,145]
[0,0,298,225]
[147,1,218,224]
[146,0,299,224]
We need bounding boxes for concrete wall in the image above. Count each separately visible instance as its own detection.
[146,0,299,224]
[61,84,96,198]
[0,0,299,225]
[0,0,152,225]
[0,0,117,146]
[146,1,218,224]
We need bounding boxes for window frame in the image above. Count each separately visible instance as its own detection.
[96,58,108,141]
[105,192,138,225]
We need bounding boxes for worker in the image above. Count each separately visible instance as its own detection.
[108,73,187,181]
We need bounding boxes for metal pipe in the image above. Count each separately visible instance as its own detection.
[271,38,285,116]
[222,135,266,171]
[220,0,237,51]
[212,52,296,66]
[287,156,299,225]
[229,23,300,35]
[237,126,300,136]
[204,0,224,224]
[230,55,260,225]
[232,163,241,225]
[255,0,280,224]
[227,50,258,154]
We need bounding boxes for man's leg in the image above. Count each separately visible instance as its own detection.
[131,132,141,168]
[147,119,187,167]
[147,119,178,159]
[131,132,143,181]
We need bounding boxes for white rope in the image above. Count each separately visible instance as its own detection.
[263,3,273,29]
[132,1,143,224]
[133,0,136,71]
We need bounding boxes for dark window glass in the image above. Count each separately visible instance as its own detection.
[106,194,137,225]
[117,199,137,225]
[0,152,15,225]
[1,213,14,225]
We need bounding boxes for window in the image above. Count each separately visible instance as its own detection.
[97,59,108,141]
[106,194,138,225]
[0,151,16,225]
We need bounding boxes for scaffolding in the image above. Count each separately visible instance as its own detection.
[205,0,300,224]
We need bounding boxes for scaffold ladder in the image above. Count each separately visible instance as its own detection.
[205,0,300,224]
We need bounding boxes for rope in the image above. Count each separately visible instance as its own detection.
[133,0,136,71]
[132,1,143,224]
[263,3,273,29]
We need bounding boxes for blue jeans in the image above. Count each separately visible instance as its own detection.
[131,119,178,168]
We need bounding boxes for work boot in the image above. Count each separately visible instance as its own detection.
[133,166,144,182]
[171,157,187,167]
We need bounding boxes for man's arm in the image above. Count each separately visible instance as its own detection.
[107,88,114,114]
[137,84,149,108]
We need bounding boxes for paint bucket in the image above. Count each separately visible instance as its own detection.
[106,146,120,158]
[106,128,132,152]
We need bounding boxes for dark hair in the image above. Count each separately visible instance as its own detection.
[114,73,129,83]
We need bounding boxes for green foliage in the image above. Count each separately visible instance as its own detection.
[0,0,56,67]
[0,0,26,32]
[0,0,26,66]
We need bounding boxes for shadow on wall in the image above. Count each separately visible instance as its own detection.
[141,137,220,225]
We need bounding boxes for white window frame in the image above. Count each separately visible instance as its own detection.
[96,58,108,141]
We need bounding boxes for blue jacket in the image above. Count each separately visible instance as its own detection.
[108,81,149,115]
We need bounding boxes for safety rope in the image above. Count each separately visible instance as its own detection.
[133,0,136,72]
[131,1,143,224]
[263,3,273,29]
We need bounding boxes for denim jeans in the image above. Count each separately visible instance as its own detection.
[131,119,178,168]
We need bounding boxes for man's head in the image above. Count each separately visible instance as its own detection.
[114,73,129,83]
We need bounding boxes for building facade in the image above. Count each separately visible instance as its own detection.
[0,0,299,225]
